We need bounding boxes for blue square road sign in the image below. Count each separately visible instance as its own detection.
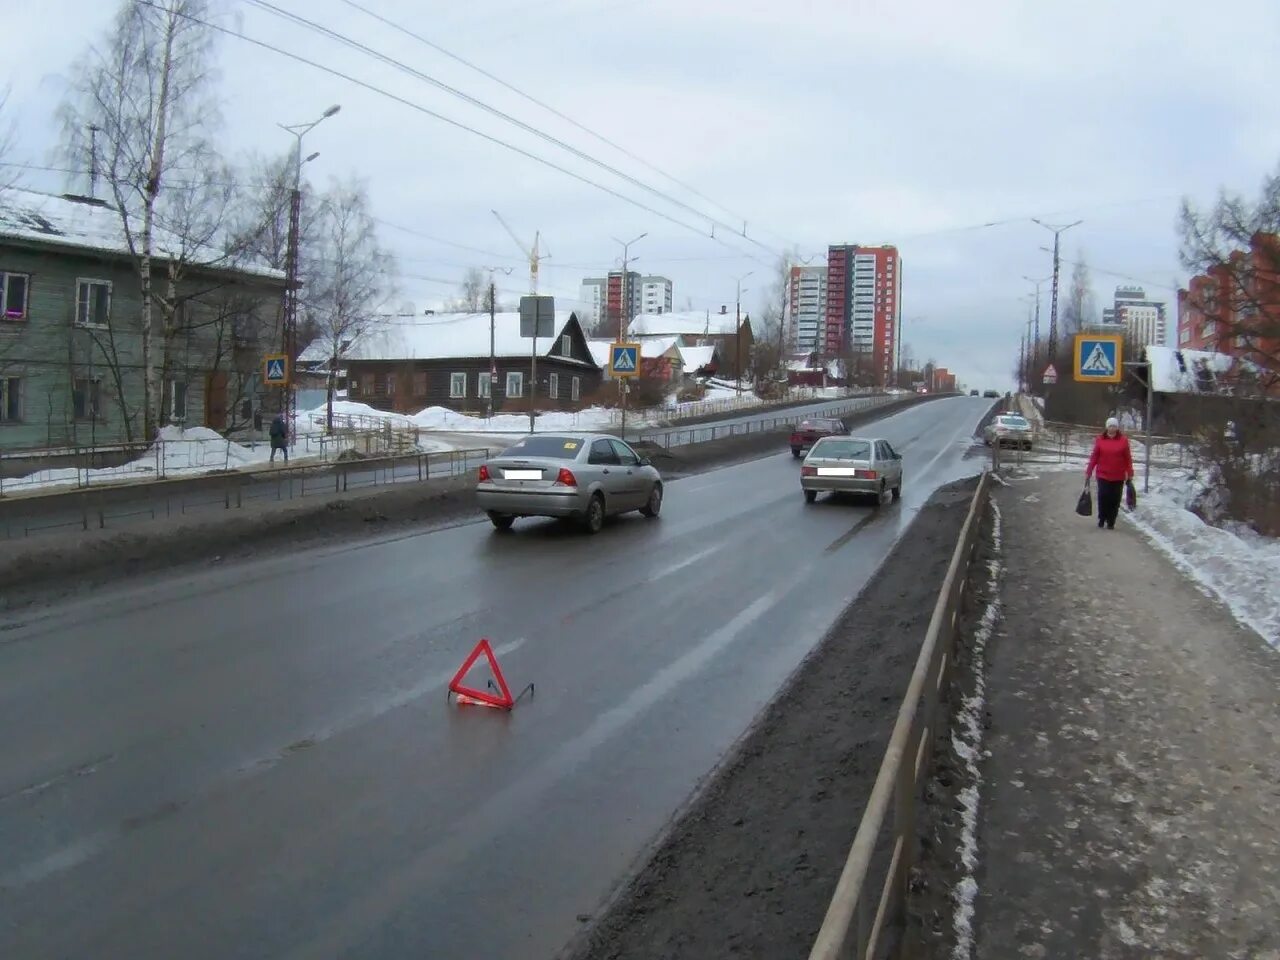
[1073,334,1122,384]
[609,343,640,378]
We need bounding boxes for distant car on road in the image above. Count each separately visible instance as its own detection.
[970,389,979,396]
[800,436,903,504]
[476,433,663,534]
[983,389,1000,398]
[790,417,846,458]
[983,414,1034,450]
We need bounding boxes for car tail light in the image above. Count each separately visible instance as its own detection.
[855,469,878,480]
[555,467,577,487]
[790,432,801,443]
[801,466,817,477]
[478,464,492,483]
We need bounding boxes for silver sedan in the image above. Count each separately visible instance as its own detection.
[475,433,664,534]
[983,414,1034,450]
[800,436,903,504]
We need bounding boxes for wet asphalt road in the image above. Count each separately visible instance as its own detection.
[0,396,992,959]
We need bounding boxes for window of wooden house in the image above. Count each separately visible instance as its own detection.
[75,279,112,327]
[385,373,396,396]
[478,372,491,398]
[560,334,572,356]
[349,376,360,397]
[73,378,103,420]
[414,372,429,397]
[361,372,375,396]
[506,371,523,398]
[548,373,559,399]
[0,376,22,422]
[1,272,29,320]
[449,372,466,398]
[571,376,580,401]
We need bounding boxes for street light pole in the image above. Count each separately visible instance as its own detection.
[734,271,753,394]
[1032,219,1082,364]
[612,232,646,439]
[278,104,340,447]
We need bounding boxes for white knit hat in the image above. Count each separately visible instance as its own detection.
[1105,417,1120,430]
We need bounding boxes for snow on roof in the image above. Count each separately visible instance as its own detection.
[0,187,283,281]
[1146,345,1253,394]
[678,344,716,370]
[302,311,594,365]
[586,340,613,368]
[629,310,742,338]
[640,336,680,359]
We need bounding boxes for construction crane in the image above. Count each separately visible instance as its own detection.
[492,209,549,295]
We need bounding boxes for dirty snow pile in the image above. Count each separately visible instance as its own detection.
[1128,468,1280,649]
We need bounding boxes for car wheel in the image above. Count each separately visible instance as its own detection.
[892,481,901,501]
[489,512,514,531]
[582,493,605,534]
[640,483,663,518]
[804,489,817,504]
[791,448,801,458]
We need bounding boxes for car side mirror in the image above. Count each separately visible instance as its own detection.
[639,457,652,467]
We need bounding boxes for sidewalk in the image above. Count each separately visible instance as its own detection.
[975,470,1280,959]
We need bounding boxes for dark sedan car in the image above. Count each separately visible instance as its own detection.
[789,417,846,458]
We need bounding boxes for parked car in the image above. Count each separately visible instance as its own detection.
[789,417,846,458]
[800,436,903,504]
[476,433,663,534]
[983,414,1034,450]
[969,389,979,396]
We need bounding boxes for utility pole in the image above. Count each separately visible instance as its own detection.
[489,279,497,419]
[278,104,341,447]
[1033,219,1082,364]
[1022,274,1051,380]
[87,124,100,199]
[613,232,646,439]
[734,271,753,394]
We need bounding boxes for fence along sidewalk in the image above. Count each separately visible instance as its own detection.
[808,472,991,960]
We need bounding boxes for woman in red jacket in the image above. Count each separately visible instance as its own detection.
[1085,417,1134,529]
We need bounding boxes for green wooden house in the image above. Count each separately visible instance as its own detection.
[0,188,285,452]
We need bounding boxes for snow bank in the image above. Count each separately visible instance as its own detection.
[1128,469,1280,649]
[411,405,617,433]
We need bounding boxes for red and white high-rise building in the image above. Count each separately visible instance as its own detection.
[825,244,901,385]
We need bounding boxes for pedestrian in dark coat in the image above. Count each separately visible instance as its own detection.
[269,412,289,463]
[1085,416,1134,529]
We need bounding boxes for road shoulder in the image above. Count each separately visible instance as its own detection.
[909,470,1280,958]
[556,477,981,960]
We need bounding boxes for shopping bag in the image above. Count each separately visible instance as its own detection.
[1125,480,1137,510]
[1076,485,1093,517]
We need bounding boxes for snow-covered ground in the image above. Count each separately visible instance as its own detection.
[1125,468,1280,649]
[1002,456,1280,650]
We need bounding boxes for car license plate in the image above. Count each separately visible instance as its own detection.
[817,467,859,477]
[503,469,542,480]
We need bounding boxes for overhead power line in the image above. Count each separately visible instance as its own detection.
[335,0,797,250]
[242,0,784,262]
[138,0,775,269]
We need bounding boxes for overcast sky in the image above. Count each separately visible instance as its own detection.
[6,0,1280,389]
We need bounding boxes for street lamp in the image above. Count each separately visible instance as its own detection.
[277,104,341,445]
[734,271,753,393]
[612,232,646,439]
[1032,218,1082,362]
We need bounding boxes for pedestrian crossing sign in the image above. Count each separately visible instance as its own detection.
[1073,334,1122,384]
[263,354,290,386]
[609,342,641,378]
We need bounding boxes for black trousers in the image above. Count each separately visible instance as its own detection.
[1097,478,1124,527]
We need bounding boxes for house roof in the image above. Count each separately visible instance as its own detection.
[586,340,613,369]
[640,335,681,359]
[1145,345,1256,394]
[629,310,744,338]
[302,310,596,365]
[0,187,283,281]
[678,344,716,370]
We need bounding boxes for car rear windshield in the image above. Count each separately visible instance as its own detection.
[999,416,1030,427]
[812,438,872,459]
[499,435,585,458]
[800,419,841,431]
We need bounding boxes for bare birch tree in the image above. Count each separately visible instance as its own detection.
[309,178,395,430]
[1060,254,1097,335]
[59,0,222,439]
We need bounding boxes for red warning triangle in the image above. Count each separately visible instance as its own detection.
[448,639,514,709]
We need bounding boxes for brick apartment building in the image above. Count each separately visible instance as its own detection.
[826,244,900,386]
[1176,231,1280,391]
